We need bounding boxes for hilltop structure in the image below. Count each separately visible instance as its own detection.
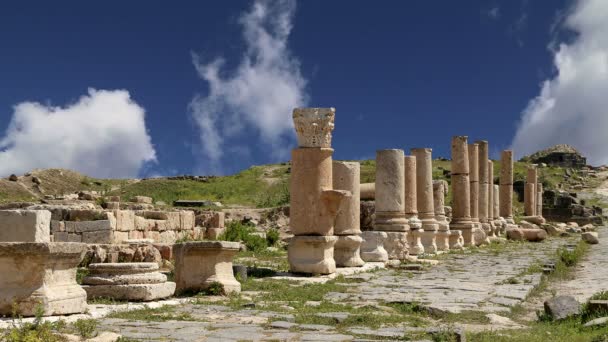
[521,144,587,168]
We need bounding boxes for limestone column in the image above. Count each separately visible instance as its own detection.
[524,165,537,216]
[289,108,350,275]
[468,143,480,228]
[499,150,514,223]
[404,155,424,255]
[476,140,491,235]
[451,136,475,246]
[374,149,409,260]
[333,161,364,267]
[433,180,450,251]
[412,148,438,253]
[536,183,544,219]
[487,160,497,237]
[493,184,504,234]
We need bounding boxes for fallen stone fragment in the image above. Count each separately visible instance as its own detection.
[582,232,599,244]
[544,296,580,320]
[583,316,608,328]
[506,228,547,242]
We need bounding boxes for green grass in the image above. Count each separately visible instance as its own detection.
[107,305,197,322]
[468,319,608,342]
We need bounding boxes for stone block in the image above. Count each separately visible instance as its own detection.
[159,230,177,243]
[360,231,388,262]
[288,236,337,274]
[50,220,65,233]
[115,210,135,231]
[206,227,225,240]
[113,231,129,244]
[129,230,144,240]
[105,202,120,209]
[384,231,408,260]
[84,283,175,301]
[67,234,82,242]
[211,212,225,228]
[173,241,241,294]
[133,196,153,204]
[153,219,167,231]
[506,228,547,242]
[582,232,599,244]
[154,243,173,260]
[164,212,181,230]
[0,210,51,242]
[70,220,113,233]
[180,211,196,230]
[67,209,105,221]
[0,242,87,316]
[54,232,69,242]
[544,296,580,320]
[82,230,113,244]
[143,230,160,242]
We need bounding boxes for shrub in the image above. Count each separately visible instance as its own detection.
[204,281,225,296]
[218,221,268,252]
[1,304,65,342]
[266,228,280,246]
[73,319,98,339]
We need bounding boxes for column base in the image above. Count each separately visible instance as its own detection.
[334,235,365,267]
[288,236,337,275]
[435,230,450,251]
[360,231,388,262]
[374,212,409,232]
[384,231,409,260]
[448,230,464,250]
[450,221,475,247]
[406,215,423,229]
[474,225,490,246]
[406,228,425,255]
[420,230,437,254]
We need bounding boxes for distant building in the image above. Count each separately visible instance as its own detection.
[521,144,587,168]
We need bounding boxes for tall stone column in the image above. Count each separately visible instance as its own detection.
[476,141,491,234]
[487,160,497,237]
[499,150,514,224]
[493,184,505,234]
[468,143,480,227]
[536,183,544,220]
[333,161,364,267]
[289,108,350,275]
[374,149,409,260]
[404,155,424,255]
[412,148,438,253]
[450,136,473,246]
[433,180,450,251]
[524,165,537,216]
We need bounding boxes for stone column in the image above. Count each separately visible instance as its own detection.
[374,149,409,260]
[487,160,497,237]
[493,184,505,234]
[433,180,450,251]
[333,161,364,267]
[468,143,480,227]
[476,141,490,227]
[524,165,537,216]
[412,148,438,253]
[404,155,424,255]
[288,108,350,275]
[451,136,475,247]
[536,183,544,220]
[499,150,514,223]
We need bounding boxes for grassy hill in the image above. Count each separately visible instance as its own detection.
[0,160,591,212]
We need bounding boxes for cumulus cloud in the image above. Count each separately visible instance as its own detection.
[511,0,608,165]
[189,0,308,174]
[0,88,156,178]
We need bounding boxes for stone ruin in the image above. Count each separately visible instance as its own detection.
[523,144,587,169]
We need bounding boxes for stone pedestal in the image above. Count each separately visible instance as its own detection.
[173,241,241,294]
[384,232,409,260]
[288,236,337,274]
[334,235,364,267]
[83,263,175,301]
[450,136,475,246]
[404,155,424,255]
[412,148,438,253]
[374,149,409,232]
[499,150,514,222]
[0,242,87,316]
[360,231,388,262]
[448,230,464,250]
[433,180,450,251]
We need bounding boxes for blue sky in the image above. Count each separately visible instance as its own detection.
[1,0,606,178]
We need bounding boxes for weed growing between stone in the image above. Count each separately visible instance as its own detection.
[107,305,196,322]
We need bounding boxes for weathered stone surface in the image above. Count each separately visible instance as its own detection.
[293,107,335,148]
[375,149,408,231]
[582,232,599,244]
[583,316,608,328]
[332,161,360,235]
[133,196,153,204]
[288,235,337,274]
[84,271,167,285]
[334,235,364,267]
[82,229,113,244]
[506,228,547,242]
[0,242,87,316]
[84,282,176,301]
[544,296,580,320]
[0,210,51,242]
[384,231,408,260]
[174,241,241,294]
[360,231,388,262]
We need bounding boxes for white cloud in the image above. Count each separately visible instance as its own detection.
[511,0,608,166]
[189,0,308,173]
[0,88,157,178]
